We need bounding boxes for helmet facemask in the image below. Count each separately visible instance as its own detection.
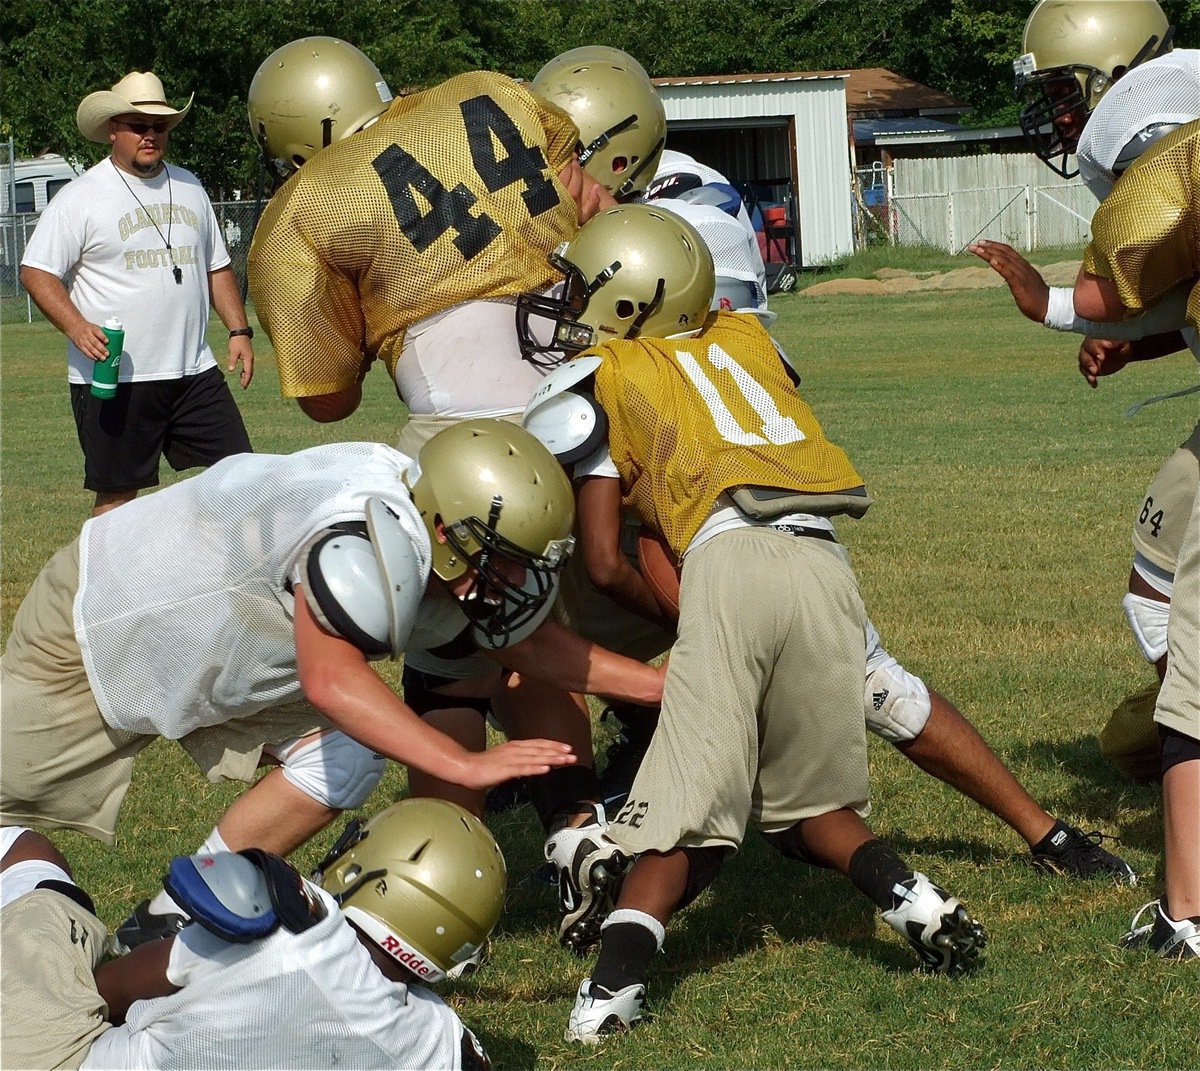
[516,248,633,366]
[439,494,573,648]
[407,420,577,648]
[1015,60,1108,178]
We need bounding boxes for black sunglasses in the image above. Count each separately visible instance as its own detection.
[115,119,169,135]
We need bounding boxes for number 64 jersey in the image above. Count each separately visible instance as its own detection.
[588,311,867,557]
[249,71,580,399]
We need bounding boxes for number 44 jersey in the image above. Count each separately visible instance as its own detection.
[249,71,580,399]
[588,312,866,557]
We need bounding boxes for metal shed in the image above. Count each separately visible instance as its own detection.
[653,73,854,267]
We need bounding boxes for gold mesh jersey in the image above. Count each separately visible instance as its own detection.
[588,312,865,555]
[1084,119,1200,327]
[248,71,580,398]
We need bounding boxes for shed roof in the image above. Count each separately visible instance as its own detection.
[653,67,968,117]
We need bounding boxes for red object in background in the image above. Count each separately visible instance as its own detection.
[759,205,790,263]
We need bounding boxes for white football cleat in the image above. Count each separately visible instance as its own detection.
[881,872,986,975]
[543,803,631,955]
[1120,900,1200,960]
[565,978,645,1043]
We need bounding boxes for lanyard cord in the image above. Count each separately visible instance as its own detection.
[111,158,182,284]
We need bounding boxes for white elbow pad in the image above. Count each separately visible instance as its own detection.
[864,658,932,743]
[279,731,386,810]
[1122,592,1170,663]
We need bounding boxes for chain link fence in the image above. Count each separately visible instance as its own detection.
[2,198,264,324]
[852,155,1096,254]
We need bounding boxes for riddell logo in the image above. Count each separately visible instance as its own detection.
[380,935,433,976]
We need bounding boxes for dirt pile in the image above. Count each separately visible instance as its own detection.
[801,260,1081,297]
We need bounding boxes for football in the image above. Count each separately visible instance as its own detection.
[636,525,681,620]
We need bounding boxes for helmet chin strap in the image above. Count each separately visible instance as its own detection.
[578,113,637,168]
[628,277,666,338]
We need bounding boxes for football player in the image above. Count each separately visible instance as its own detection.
[1072,119,1200,959]
[972,1,1198,774]
[521,201,1134,965]
[1,799,501,1068]
[0,420,664,947]
[1012,0,1173,180]
[247,65,614,427]
[520,204,993,1039]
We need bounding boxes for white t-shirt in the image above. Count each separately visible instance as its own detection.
[22,158,229,384]
[80,885,469,1070]
[75,443,429,738]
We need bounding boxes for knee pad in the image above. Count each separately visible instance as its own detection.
[279,731,386,810]
[1123,592,1171,664]
[678,845,728,910]
[864,658,931,743]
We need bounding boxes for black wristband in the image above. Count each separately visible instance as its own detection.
[229,326,254,339]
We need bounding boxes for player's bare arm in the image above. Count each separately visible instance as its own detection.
[94,936,180,1024]
[488,618,665,708]
[968,239,1049,322]
[576,474,676,629]
[294,588,576,788]
[1073,267,1130,321]
[1078,330,1187,387]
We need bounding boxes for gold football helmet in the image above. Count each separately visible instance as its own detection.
[531,45,666,199]
[314,799,506,982]
[405,419,575,646]
[1014,0,1172,177]
[517,202,715,364]
[248,36,392,177]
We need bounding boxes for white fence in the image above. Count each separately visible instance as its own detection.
[857,153,1098,253]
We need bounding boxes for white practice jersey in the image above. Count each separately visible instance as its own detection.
[1077,50,1200,201]
[648,149,767,304]
[75,443,429,737]
[81,884,468,1070]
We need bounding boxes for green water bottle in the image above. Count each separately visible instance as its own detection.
[92,317,124,400]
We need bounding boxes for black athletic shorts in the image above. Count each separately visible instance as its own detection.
[69,366,252,493]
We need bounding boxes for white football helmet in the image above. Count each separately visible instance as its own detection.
[1014,0,1173,177]
[248,36,393,177]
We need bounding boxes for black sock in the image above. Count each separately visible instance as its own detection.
[530,766,602,831]
[591,921,658,993]
[1031,819,1070,855]
[847,839,913,912]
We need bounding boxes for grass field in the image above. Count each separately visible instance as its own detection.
[2,261,1198,1068]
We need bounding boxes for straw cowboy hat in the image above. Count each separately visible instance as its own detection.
[76,71,194,143]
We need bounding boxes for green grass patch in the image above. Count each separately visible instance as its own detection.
[2,287,1196,1068]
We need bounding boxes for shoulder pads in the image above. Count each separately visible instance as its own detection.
[522,356,608,466]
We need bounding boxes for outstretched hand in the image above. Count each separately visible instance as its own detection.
[968,239,1049,323]
[459,738,577,789]
[1078,336,1132,387]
